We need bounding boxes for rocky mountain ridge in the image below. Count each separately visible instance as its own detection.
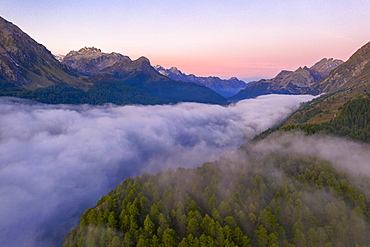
[60,47,226,103]
[154,65,247,97]
[62,47,155,79]
[229,58,343,101]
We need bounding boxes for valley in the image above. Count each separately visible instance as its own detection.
[0,10,369,247]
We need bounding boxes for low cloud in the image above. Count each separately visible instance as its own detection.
[0,94,313,246]
[250,131,370,176]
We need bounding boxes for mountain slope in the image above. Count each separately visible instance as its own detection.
[280,94,370,143]
[0,16,84,90]
[284,41,370,125]
[307,41,370,95]
[154,65,247,98]
[229,58,343,101]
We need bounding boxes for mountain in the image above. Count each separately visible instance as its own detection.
[0,16,225,105]
[0,16,84,90]
[62,47,150,78]
[61,47,226,104]
[283,41,370,125]
[154,65,247,98]
[307,42,370,95]
[229,58,343,101]
[251,41,370,143]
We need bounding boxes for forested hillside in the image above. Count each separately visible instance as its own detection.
[281,94,370,142]
[63,152,370,247]
[0,81,172,105]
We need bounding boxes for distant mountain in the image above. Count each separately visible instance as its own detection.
[61,47,226,104]
[0,16,225,105]
[229,58,343,101]
[62,47,148,78]
[53,54,65,62]
[154,65,247,98]
[0,16,84,90]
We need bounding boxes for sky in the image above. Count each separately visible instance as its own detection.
[1,1,370,80]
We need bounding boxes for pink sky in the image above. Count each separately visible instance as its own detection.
[1,0,369,81]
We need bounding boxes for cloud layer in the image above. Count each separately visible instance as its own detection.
[250,131,370,181]
[0,94,313,246]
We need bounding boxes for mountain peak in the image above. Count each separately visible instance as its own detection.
[169,67,181,75]
[64,46,105,59]
[78,46,101,53]
[136,56,150,64]
[310,57,344,78]
[62,47,133,76]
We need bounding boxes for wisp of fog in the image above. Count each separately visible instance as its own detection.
[0,94,313,246]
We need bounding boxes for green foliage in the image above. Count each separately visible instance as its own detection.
[280,94,370,142]
[63,153,370,246]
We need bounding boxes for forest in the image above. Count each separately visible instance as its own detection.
[63,152,370,247]
[0,81,173,105]
[0,76,227,105]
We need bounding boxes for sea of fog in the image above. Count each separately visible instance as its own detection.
[0,94,315,246]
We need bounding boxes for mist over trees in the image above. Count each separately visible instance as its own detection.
[63,149,370,247]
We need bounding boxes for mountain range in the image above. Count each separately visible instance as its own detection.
[1,15,359,107]
[0,16,225,105]
[60,47,226,104]
[154,65,247,98]
[0,14,369,117]
[229,58,343,101]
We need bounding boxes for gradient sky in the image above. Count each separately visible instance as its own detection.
[1,0,370,81]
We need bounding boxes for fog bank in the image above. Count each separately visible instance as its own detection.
[250,131,370,178]
[0,94,313,246]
